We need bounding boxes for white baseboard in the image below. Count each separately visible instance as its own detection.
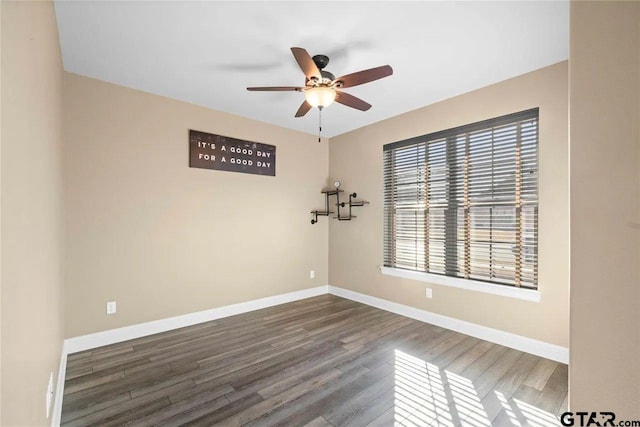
[63,283,568,362]
[51,342,67,427]
[327,285,569,364]
[65,286,328,355]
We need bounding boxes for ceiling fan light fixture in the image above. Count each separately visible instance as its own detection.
[247,47,393,119]
[304,86,336,109]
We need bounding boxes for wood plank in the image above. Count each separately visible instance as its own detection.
[305,416,334,427]
[477,352,540,424]
[256,347,360,399]
[534,363,569,414]
[459,343,509,382]
[323,374,395,426]
[98,396,172,427]
[557,393,569,416]
[344,387,396,427]
[61,391,131,425]
[212,368,345,426]
[366,406,401,426]
[522,357,558,390]
[62,363,173,413]
[249,364,393,426]
[445,340,494,374]
[133,390,231,426]
[63,370,126,395]
[431,336,481,367]
[178,392,264,426]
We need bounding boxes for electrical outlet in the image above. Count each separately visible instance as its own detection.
[310,270,315,279]
[425,288,433,299]
[45,371,53,418]
[106,301,117,315]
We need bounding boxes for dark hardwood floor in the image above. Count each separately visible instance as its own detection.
[61,295,567,426]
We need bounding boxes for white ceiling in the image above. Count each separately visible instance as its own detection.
[54,1,568,138]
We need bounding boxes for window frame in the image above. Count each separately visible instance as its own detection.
[382,108,540,300]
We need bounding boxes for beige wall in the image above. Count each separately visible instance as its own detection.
[63,73,329,338]
[1,1,66,425]
[0,0,4,422]
[1,1,4,422]
[569,1,640,417]
[329,62,569,347]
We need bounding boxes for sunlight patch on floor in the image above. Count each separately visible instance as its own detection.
[446,370,490,427]
[513,398,561,427]
[393,349,561,427]
[495,391,522,426]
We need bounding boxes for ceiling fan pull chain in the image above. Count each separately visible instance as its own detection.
[318,107,322,143]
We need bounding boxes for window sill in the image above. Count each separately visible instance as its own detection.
[379,267,541,302]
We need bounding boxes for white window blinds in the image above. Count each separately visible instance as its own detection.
[383,108,538,289]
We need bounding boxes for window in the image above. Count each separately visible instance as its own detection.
[383,108,538,289]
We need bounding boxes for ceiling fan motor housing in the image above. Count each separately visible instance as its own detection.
[312,54,330,70]
[307,70,335,86]
[320,70,335,83]
[308,55,334,84]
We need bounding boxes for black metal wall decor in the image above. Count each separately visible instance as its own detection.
[311,181,369,224]
[189,129,276,176]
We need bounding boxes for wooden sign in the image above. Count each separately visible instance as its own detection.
[189,130,276,176]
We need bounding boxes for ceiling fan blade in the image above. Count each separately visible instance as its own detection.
[335,65,393,88]
[295,100,312,117]
[335,91,372,111]
[291,47,321,80]
[247,86,303,91]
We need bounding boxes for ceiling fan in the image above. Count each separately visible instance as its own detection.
[247,47,393,118]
